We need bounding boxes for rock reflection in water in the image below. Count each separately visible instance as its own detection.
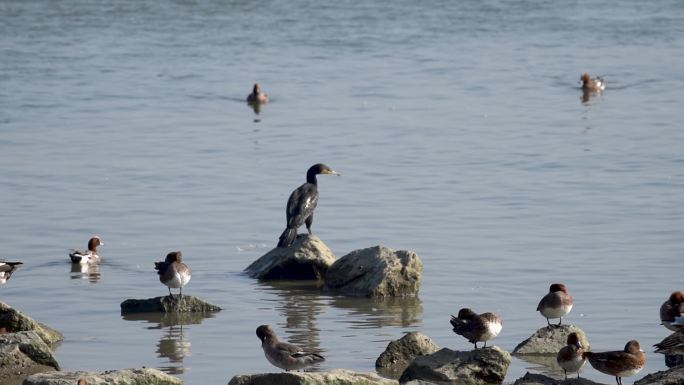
[122,311,216,375]
[514,354,566,379]
[69,263,101,283]
[331,296,423,328]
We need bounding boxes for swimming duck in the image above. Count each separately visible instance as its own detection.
[450,308,502,349]
[256,324,324,371]
[247,83,269,104]
[69,236,103,264]
[580,73,605,92]
[0,260,23,285]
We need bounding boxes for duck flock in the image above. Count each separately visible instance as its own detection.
[2,77,680,385]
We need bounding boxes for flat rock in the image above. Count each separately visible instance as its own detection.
[513,372,606,385]
[399,346,511,385]
[228,369,397,385]
[120,295,222,314]
[23,368,181,385]
[324,246,422,297]
[0,331,59,385]
[635,365,684,385]
[513,325,589,355]
[245,235,336,280]
[0,301,63,345]
[376,332,439,377]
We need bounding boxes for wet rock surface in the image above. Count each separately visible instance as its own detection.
[399,346,511,385]
[513,325,589,355]
[120,295,222,314]
[228,369,397,385]
[376,332,439,377]
[23,368,182,385]
[245,235,337,280]
[0,301,63,345]
[324,246,422,297]
[634,365,684,385]
[0,331,59,385]
[512,372,606,385]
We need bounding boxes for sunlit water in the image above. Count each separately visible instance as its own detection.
[1,1,683,384]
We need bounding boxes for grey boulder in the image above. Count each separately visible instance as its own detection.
[245,235,336,280]
[120,295,222,314]
[376,332,439,377]
[513,325,590,355]
[0,301,63,345]
[23,368,182,385]
[228,369,397,385]
[635,365,684,385]
[324,246,423,297]
[513,372,606,385]
[399,346,511,385]
[0,331,59,385]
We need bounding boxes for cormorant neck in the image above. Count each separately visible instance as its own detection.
[306,170,318,185]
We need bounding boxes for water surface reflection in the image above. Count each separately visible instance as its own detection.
[69,263,100,283]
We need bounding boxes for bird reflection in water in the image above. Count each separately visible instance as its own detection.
[70,263,101,283]
[122,311,216,375]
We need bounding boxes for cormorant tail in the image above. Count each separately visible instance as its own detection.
[277,228,297,248]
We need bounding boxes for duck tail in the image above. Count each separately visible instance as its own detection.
[277,228,297,248]
[69,252,82,264]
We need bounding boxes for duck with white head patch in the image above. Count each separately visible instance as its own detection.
[69,236,103,264]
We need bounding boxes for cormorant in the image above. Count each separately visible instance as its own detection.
[277,163,339,248]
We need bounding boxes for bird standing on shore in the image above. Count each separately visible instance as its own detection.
[584,340,646,385]
[450,308,502,349]
[557,332,586,380]
[256,324,325,371]
[277,163,340,248]
[0,260,23,285]
[537,283,574,327]
[660,291,684,331]
[654,331,684,356]
[154,251,191,302]
[69,236,103,264]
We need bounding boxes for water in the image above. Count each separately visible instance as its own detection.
[1,0,683,384]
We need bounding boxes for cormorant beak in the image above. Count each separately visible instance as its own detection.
[324,170,341,176]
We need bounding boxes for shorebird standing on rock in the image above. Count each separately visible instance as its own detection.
[154,251,191,302]
[537,283,573,327]
[256,324,325,371]
[584,340,646,385]
[450,308,502,349]
[557,332,586,380]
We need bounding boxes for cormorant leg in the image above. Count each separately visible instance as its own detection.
[558,318,562,326]
[305,214,314,235]
[546,318,551,327]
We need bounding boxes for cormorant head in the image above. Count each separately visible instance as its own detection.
[306,163,340,183]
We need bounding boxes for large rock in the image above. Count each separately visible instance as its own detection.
[120,295,221,314]
[23,368,181,385]
[245,235,336,280]
[324,246,422,297]
[0,331,59,385]
[399,346,511,385]
[228,369,397,385]
[513,372,606,385]
[0,301,62,345]
[635,365,684,385]
[376,332,439,377]
[513,325,589,355]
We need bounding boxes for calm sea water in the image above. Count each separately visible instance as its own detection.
[1,1,683,384]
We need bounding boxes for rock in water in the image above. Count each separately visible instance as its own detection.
[324,246,423,297]
[513,372,605,385]
[399,346,511,385]
[24,368,181,385]
[376,332,439,376]
[0,301,63,345]
[228,369,397,385]
[513,325,590,355]
[245,235,336,280]
[120,295,222,314]
[634,365,684,385]
[0,331,60,385]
